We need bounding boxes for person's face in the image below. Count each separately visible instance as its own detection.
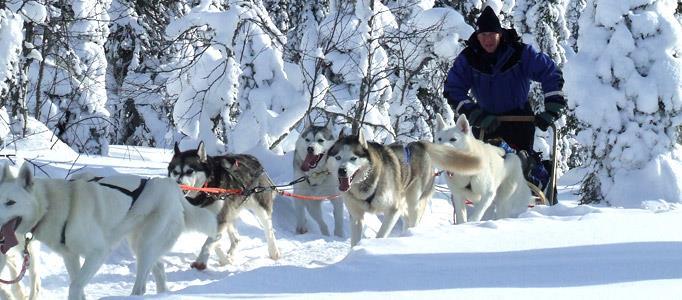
[477,32,501,54]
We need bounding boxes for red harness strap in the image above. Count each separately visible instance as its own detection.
[0,239,31,285]
[277,190,341,201]
[179,184,243,195]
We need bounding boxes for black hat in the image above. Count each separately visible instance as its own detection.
[476,6,502,33]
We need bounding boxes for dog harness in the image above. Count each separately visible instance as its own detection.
[403,146,412,165]
[58,177,149,244]
[86,176,149,208]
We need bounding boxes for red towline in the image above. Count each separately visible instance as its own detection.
[178,184,340,201]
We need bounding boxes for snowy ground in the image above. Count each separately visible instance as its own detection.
[1,145,681,299]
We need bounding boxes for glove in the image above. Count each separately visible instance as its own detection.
[535,95,566,131]
[468,107,500,133]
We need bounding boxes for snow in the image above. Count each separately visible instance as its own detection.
[0,0,680,299]
[0,131,681,299]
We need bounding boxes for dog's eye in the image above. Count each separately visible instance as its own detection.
[350,157,357,161]
[449,138,456,142]
[5,200,15,206]
[317,139,324,143]
[186,170,194,175]
[305,138,311,142]
[437,137,442,142]
[335,155,341,160]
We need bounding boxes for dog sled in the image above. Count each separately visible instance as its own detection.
[480,115,559,206]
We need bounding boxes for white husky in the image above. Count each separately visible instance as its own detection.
[434,114,532,224]
[293,122,344,237]
[0,164,217,300]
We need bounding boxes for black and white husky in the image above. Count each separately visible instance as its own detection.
[326,130,483,246]
[293,122,345,237]
[168,142,280,269]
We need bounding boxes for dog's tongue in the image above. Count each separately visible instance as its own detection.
[0,218,19,254]
[338,177,351,192]
[301,153,323,172]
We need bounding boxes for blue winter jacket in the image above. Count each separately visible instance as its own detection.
[443,29,564,115]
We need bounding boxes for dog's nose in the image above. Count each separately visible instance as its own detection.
[307,147,314,154]
[338,168,347,177]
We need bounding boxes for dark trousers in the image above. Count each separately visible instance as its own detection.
[472,103,535,152]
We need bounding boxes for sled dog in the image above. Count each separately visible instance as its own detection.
[168,142,280,269]
[326,129,482,246]
[293,122,345,237]
[434,114,533,224]
[0,163,217,300]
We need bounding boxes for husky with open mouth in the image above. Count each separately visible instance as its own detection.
[0,163,216,299]
[292,122,345,237]
[326,129,483,246]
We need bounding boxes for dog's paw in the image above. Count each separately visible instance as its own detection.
[295,226,308,235]
[190,261,207,270]
[270,250,281,260]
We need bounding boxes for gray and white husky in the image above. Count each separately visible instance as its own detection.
[434,114,533,224]
[326,129,483,246]
[168,142,280,269]
[293,122,345,237]
[0,163,216,299]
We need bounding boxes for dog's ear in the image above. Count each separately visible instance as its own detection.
[358,130,368,149]
[197,141,207,162]
[338,128,346,139]
[456,114,470,135]
[0,163,13,182]
[174,142,181,155]
[324,118,333,131]
[303,115,311,128]
[17,163,33,191]
[435,114,447,131]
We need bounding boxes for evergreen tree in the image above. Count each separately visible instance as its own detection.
[565,0,586,51]
[565,0,682,205]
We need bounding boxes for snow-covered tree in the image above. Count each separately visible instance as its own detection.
[279,0,329,63]
[60,0,112,154]
[565,0,587,51]
[105,0,189,147]
[314,0,396,140]
[435,0,514,27]
[0,5,23,146]
[21,0,112,154]
[383,1,473,141]
[565,0,682,205]
[165,1,307,154]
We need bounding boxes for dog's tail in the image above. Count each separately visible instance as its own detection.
[422,142,482,175]
[179,194,218,238]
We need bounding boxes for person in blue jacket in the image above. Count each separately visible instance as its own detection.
[443,6,566,152]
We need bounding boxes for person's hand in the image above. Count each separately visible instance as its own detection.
[535,95,566,131]
[534,111,556,131]
[469,108,500,132]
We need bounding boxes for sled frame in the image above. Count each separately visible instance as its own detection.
[479,116,559,205]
